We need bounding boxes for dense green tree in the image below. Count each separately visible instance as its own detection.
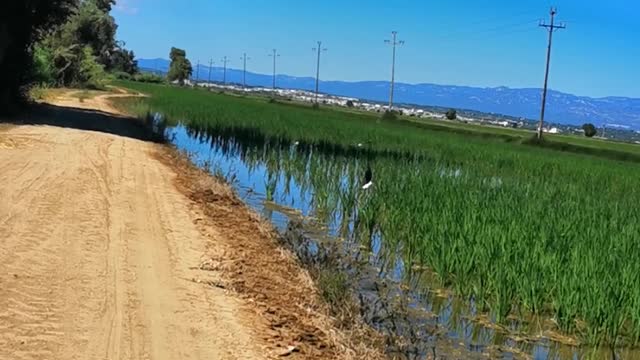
[64,0,117,67]
[78,46,107,89]
[31,45,57,85]
[170,47,187,60]
[109,41,138,75]
[168,47,193,85]
[0,0,138,111]
[36,0,138,87]
[95,0,116,12]
[582,123,597,138]
[446,109,457,120]
[0,0,77,112]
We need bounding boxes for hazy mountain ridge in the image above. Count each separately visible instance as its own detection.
[138,58,640,129]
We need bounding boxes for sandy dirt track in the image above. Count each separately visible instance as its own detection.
[0,122,267,359]
[0,92,382,360]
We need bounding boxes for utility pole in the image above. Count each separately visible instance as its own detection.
[537,7,566,139]
[385,31,404,111]
[269,49,280,90]
[221,56,230,85]
[207,59,214,84]
[312,41,327,104]
[241,53,250,89]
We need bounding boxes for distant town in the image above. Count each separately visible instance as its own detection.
[178,78,640,144]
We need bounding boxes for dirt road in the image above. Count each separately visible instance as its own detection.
[0,108,267,359]
[0,92,382,360]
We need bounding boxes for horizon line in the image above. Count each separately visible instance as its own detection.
[138,58,639,100]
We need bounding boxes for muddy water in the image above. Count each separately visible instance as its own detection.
[165,121,630,360]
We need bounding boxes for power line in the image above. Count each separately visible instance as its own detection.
[537,7,566,140]
[268,49,280,90]
[432,18,540,41]
[462,25,540,43]
[207,59,214,84]
[385,31,404,111]
[451,9,541,29]
[221,56,230,85]
[241,53,251,89]
[312,41,327,104]
[474,19,541,36]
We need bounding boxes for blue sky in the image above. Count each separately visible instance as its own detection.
[113,0,639,98]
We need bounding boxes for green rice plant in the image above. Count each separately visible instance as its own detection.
[113,81,640,350]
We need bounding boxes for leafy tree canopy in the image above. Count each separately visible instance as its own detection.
[54,0,118,68]
[31,0,138,87]
[95,0,116,12]
[109,41,139,75]
[0,0,78,112]
[582,123,597,138]
[168,47,193,85]
[446,109,457,120]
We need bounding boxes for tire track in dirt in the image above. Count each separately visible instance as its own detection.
[0,90,385,360]
[0,123,267,359]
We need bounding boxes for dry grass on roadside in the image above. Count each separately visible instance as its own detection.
[29,87,108,103]
[152,146,386,360]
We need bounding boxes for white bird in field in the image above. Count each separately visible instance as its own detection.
[362,166,373,190]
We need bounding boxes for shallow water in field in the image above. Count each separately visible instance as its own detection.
[163,119,634,360]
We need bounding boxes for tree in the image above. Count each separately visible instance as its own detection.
[109,41,138,75]
[446,109,457,120]
[33,0,137,87]
[65,0,117,67]
[582,123,597,138]
[0,0,77,112]
[346,100,354,108]
[94,0,115,12]
[78,46,107,89]
[168,47,192,85]
[31,44,56,85]
[0,0,136,110]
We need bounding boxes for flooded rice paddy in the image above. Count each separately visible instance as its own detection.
[160,117,638,360]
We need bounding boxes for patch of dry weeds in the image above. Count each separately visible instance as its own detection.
[153,146,386,360]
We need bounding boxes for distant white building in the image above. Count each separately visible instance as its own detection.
[538,127,561,134]
[190,81,541,129]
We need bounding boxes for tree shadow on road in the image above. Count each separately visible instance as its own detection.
[0,103,163,143]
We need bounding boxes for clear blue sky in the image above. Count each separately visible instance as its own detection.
[113,0,639,98]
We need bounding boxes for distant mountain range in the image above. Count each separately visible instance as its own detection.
[138,58,640,130]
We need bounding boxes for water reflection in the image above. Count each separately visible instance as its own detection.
[165,120,630,360]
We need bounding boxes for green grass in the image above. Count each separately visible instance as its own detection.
[114,81,640,348]
[317,269,351,310]
[114,81,640,162]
